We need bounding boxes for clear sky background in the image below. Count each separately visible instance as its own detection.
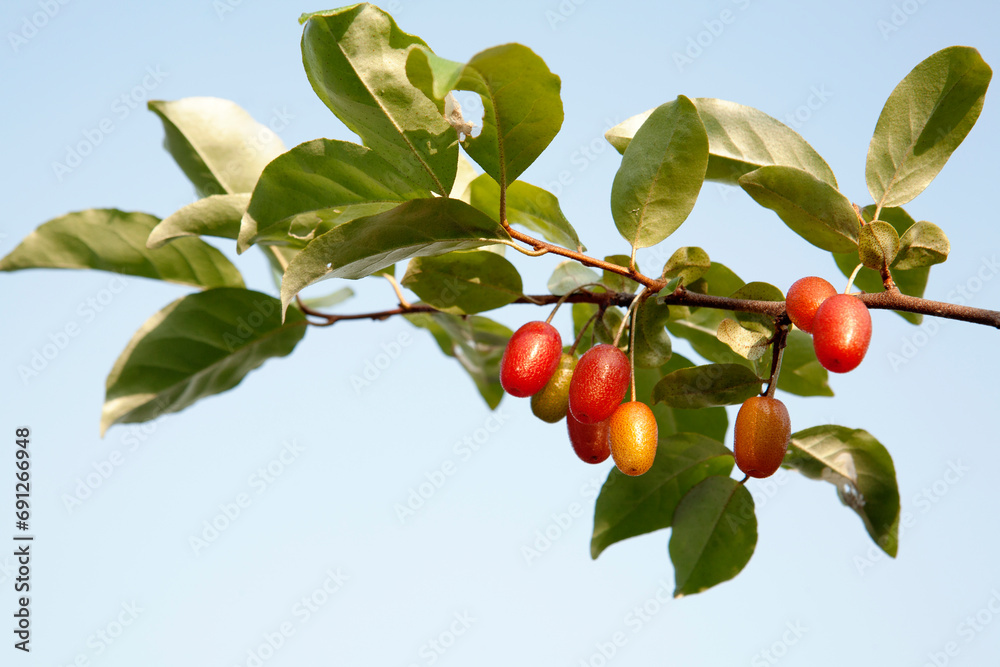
[3,0,1000,665]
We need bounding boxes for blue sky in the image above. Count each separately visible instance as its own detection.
[3,0,1000,665]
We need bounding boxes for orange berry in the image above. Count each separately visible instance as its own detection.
[786,276,837,333]
[608,401,658,476]
[733,396,790,479]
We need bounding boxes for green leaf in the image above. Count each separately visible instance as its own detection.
[407,43,563,188]
[300,286,354,309]
[739,166,859,253]
[634,355,729,442]
[653,364,762,409]
[0,209,244,289]
[547,261,600,295]
[101,289,306,434]
[607,98,837,187]
[602,254,640,294]
[775,330,833,397]
[611,96,709,249]
[405,310,510,408]
[894,221,950,270]
[730,281,784,333]
[591,433,733,559]
[148,97,285,197]
[401,251,523,314]
[468,175,583,251]
[697,261,745,299]
[669,476,757,597]
[661,246,711,285]
[299,5,456,195]
[786,425,900,557]
[633,298,672,368]
[280,198,509,315]
[867,46,992,209]
[716,318,770,361]
[859,220,900,271]
[147,194,249,248]
[239,138,432,252]
[666,308,754,371]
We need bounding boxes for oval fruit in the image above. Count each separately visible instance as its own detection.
[786,276,837,333]
[568,344,631,424]
[733,396,791,479]
[608,401,658,476]
[812,294,872,373]
[531,353,577,423]
[499,321,563,397]
[567,411,611,464]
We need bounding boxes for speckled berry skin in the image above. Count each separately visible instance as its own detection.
[568,344,631,424]
[786,276,837,333]
[499,321,563,398]
[734,396,791,479]
[812,294,872,373]
[567,411,611,464]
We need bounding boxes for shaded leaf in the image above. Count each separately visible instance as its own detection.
[148,97,285,197]
[859,221,900,272]
[634,355,729,442]
[101,289,306,434]
[469,175,583,251]
[602,254,640,294]
[607,98,837,187]
[1,209,243,289]
[775,330,833,397]
[739,166,859,253]
[730,281,784,333]
[401,251,523,314]
[786,425,900,557]
[147,194,248,248]
[591,433,733,558]
[661,246,711,285]
[547,261,600,295]
[300,5,457,194]
[633,298,672,368]
[867,46,992,208]
[280,198,509,315]
[611,96,709,249]
[894,221,950,270]
[405,310,510,408]
[653,364,762,409]
[669,476,757,597]
[239,138,431,252]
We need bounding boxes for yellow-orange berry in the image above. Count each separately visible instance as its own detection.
[608,401,658,476]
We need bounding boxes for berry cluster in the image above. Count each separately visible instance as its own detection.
[499,321,657,476]
[732,276,874,480]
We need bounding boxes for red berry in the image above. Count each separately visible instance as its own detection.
[786,276,837,333]
[734,396,791,479]
[499,321,563,397]
[812,294,872,373]
[567,411,611,464]
[568,344,631,424]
